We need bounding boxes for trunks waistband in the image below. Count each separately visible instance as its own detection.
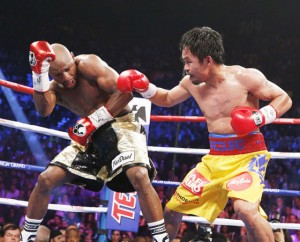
[115,112,134,122]
[209,132,267,155]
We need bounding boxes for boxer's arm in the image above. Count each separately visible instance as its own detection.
[68,55,133,146]
[149,83,191,107]
[230,68,292,136]
[78,54,133,115]
[29,41,57,117]
[33,88,57,117]
[230,106,277,136]
[242,68,292,117]
[117,69,191,107]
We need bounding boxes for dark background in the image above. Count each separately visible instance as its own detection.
[1,0,299,89]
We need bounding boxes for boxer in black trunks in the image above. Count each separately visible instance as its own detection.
[22,41,169,242]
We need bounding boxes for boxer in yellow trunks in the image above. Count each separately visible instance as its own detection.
[167,132,270,223]
[117,27,292,241]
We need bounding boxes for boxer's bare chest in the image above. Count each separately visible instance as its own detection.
[56,78,109,117]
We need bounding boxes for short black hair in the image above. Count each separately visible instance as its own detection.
[179,26,225,64]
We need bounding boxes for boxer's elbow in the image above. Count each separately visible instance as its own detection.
[34,102,54,117]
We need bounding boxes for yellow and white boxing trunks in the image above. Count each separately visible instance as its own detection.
[50,113,157,193]
[166,132,270,223]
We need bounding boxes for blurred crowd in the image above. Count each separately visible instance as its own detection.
[0,5,300,240]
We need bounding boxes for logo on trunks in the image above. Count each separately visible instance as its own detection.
[182,169,209,195]
[112,151,135,171]
[173,191,200,205]
[252,111,263,126]
[29,51,37,66]
[73,123,86,136]
[210,140,244,151]
[226,172,253,191]
[248,154,268,185]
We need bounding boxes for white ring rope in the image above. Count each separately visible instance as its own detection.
[0,118,69,139]
[0,198,107,213]
[0,198,299,230]
[1,117,300,159]
[2,117,300,230]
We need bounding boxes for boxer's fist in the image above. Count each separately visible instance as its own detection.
[29,41,56,92]
[117,69,157,98]
[68,117,96,146]
[68,106,113,146]
[29,41,55,74]
[231,105,277,136]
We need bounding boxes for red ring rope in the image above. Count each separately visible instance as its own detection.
[150,115,300,124]
[1,79,299,125]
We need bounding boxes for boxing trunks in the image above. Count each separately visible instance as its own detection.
[166,132,271,223]
[50,113,156,192]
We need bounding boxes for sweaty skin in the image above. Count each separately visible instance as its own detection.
[33,43,132,118]
[150,47,292,134]
[28,44,164,238]
[149,46,292,242]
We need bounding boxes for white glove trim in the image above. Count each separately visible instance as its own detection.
[32,72,50,92]
[140,83,157,99]
[88,106,113,128]
[260,105,277,124]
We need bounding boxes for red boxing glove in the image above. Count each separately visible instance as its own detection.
[117,69,157,98]
[230,105,277,136]
[29,41,56,92]
[68,106,113,146]
[68,118,96,146]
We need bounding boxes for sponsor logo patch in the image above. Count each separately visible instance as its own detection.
[252,111,263,126]
[173,191,200,205]
[29,51,37,66]
[73,123,86,136]
[182,169,209,195]
[112,151,135,171]
[226,172,253,191]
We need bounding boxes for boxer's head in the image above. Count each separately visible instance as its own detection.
[49,43,77,89]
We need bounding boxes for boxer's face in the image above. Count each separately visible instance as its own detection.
[181,47,208,85]
[49,55,77,89]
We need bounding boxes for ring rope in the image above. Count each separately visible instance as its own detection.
[1,160,300,197]
[1,79,300,125]
[150,115,300,124]
[0,198,107,213]
[1,118,300,159]
[0,197,299,230]
[1,81,300,231]
[1,116,300,230]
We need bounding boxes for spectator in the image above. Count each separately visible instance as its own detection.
[64,212,80,228]
[4,207,20,225]
[0,223,21,242]
[47,215,64,231]
[35,225,51,242]
[65,228,81,242]
[49,230,65,242]
[271,224,292,242]
[287,214,298,237]
[291,230,300,242]
[292,197,300,219]
[109,230,122,242]
[133,236,146,242]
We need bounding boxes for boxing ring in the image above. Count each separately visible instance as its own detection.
[1,116,300,229]
[1,79,300,238]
